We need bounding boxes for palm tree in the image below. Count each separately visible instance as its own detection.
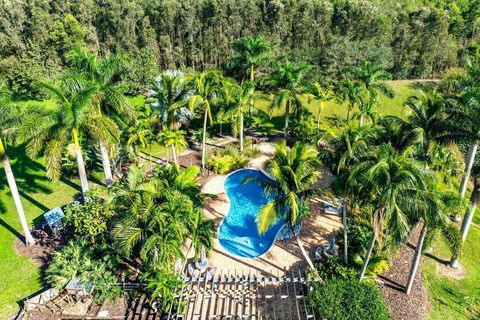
[228,37,272,82]
[451,171,480,268]
[189,70,224,171]
[255,141,320,269]
[383,89,457,168]
[228,37,271,115]
[66,48,131,185]
[0,82,35,245]
[158,126,188,165]
[149,70,193,130]
[222,79,256,151]
[355,95,380,126]
[21,76,119,199]
[309,83,334,127]
[111,165,215,268]
[337,78,365,122]
[441,61,480,198]
[267,61,310,139]
[405,189,463,294]
[348,144,431,280]
[349,61,394,100]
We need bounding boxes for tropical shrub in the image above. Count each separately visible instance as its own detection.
[45,240,121,303]
[309,279,389,320]
[141,269,182,312]
[64,193,115,245]
[314,257,357,281]
[207,155,239,174]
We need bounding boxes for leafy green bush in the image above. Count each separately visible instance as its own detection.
[309,279,389,320]
[207,144,260,174]
[64,193,115,245]
[314,257,357,281]
[207,155,239,174]
[46,239,121,303]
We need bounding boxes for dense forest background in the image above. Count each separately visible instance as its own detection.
[1,0,479,97]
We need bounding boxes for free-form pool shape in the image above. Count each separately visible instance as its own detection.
[218,169,285,258]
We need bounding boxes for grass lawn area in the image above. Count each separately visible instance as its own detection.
[423,209,480,319]
[0,145,83,318]
[255,81,416,132]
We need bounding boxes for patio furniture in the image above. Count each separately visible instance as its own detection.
[187,264,199,279]
[44,206,65,235]
[65,277,94,303]
[195,246,209,271]
[323,238,339,258]
[321,197,344,216]
[324,206,342,216]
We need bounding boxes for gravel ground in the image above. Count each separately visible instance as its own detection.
[377,225,429,320]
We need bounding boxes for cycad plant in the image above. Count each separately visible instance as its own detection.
[66,48,131,185]
[21,76,119,199]
[255,141,320,269]
[0,82,35,244]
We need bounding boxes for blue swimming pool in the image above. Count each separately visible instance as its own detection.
[218,169,285,258]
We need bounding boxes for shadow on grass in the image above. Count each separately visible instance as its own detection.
[0,144,81,215]
[0,217,25,242]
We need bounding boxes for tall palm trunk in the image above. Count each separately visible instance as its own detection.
[249,64,254,115]
[451,176,480,267]
[459,143,477,198]
[201,109,208,172]
[96,104,113,185]
[172,145,178,165]
[359,234,375,281]
[316,101,324,127]
[72,128,89,197]
[1,141,35,245]
[284,100,290,140]
[99,142,113,185]
[295,235,315,270]
[347,103,353,121]
[239,109,244,151]
[405,223,427,294]
[342,201,348,264]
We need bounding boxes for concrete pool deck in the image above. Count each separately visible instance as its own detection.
[198,149,342,275]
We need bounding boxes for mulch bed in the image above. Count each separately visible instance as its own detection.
[376,225,429,320]
[14,225,70,268]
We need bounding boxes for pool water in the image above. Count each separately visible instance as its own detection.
[218,169,285,258]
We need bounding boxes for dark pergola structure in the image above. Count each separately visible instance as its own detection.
[166,269,319,320]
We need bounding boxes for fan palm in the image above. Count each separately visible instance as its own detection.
[348,144,431,280]
[66,48,131,185]
[0,82,35,245]
[255,141,320,269]
[158,126,188,165]
[149,70,193,130]
[188,70,224,171]
[309,82,334,127]
[267,61,310,139]
[21,76,119,198]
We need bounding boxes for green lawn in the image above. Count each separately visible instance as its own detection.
[0,145,81,318]
[423,209,480,320]
[255,81,416,132]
